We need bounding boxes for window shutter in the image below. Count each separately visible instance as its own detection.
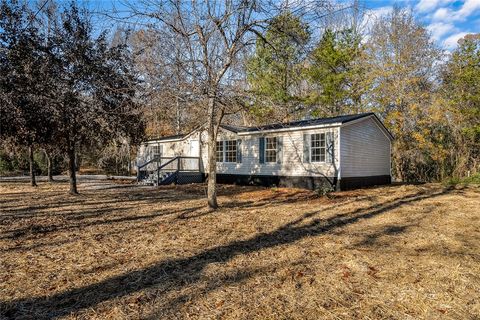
[277,136,283,164]
[259,137,265,164]
[236,139,242,163]
[326,132,334,163]
[303,134,310,163]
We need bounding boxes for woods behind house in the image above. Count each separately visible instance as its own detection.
[1,0,479,206]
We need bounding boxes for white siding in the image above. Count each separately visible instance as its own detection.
[137,132,203,171]
[137,116,391,179]
[208,127,340,178]
[340,117,391,178]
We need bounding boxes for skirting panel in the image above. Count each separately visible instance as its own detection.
[339,175,391,190]
[177,172,205,184]
[216,174,336,190]
[215,174,391,191]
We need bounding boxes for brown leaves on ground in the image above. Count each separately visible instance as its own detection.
[0,181,479,319]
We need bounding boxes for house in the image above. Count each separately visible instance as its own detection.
[136,112,393,190]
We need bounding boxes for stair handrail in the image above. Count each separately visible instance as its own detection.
[137,156,172,171]
[156,157,180,185]
[137,156,201,183]
[155,156,179,172]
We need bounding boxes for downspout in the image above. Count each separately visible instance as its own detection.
[337,126,342,191]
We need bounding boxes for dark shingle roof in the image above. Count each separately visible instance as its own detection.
[221,113,375,133]
[146,133,186,142]
[145,113,393,142]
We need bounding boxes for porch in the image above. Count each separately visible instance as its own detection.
[136,156,203,186]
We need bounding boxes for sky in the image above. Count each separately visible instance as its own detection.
[365,0,480,49]
[87,0,480,50]
[31,0,480,51]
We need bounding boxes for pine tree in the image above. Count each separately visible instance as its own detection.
[307,28,364,116]
[247,11,310,122]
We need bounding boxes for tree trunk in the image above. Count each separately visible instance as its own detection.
[67,143,78,194]
[127,142,131,175]
[29,146,37,187]
[75,152,80,171]
[206,95,218,209]
[44,150,54,182]
[175,96,181,134]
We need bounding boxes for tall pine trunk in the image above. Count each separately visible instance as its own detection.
[29,145,37,187]
[206,95,218,209]
[67,142,78,194]
[44,150,54,182]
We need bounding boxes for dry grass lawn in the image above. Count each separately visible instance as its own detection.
[0,180,479,319]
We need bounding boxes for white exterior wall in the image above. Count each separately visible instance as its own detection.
[203,127,340,177]
[340,117,391,178]
[138,132,202,159]
[137,132,203,171]
[137,116,392,179]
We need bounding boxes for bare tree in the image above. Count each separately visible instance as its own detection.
[126,27,203,136]
[362,6,442,181]
[114,0,267,208]
[113,0,349,208]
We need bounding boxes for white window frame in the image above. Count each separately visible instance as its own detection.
[216,140,237,163]
[225,140,237,162]
[265,137,277,163]
[151,145,162,159]
[216,141,224,162]
[311,133,326,162]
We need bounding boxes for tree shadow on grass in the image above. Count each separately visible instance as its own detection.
[0,205,203,241]
[355,224,413,246]
[0,187,454,319]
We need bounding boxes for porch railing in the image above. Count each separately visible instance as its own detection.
[136,156,201,184]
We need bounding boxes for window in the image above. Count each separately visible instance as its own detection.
[151,145,161,159]
[225,140,237,162]
[311,133,326,162]
[265,137,277,163]
[216,141,224,162]
[216,140,237,162]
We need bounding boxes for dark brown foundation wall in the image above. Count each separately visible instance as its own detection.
[215,174,391,191]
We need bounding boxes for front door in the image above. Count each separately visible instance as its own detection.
[189,140,199,157]
[186,140,200,171]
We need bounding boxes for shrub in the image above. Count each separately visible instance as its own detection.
[443,173,480,186]
[315,184,334,197]
[33,151,66,176]
[0,152,14,175]
[463,173,480,185]
[98,153,130,175]
[0,150,30,175]
[0,149,66,176]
